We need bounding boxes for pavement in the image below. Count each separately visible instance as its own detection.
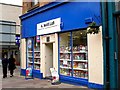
[1,66,88,89]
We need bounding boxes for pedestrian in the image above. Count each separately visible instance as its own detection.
[8,54,16,77]
[2,54,8,78]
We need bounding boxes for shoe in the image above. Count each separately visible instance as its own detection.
[10,75,13,77]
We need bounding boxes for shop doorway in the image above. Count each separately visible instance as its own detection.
[44,43,53,78]
[117,15,120,88]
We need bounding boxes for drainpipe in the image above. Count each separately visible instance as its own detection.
[101,1,110,89]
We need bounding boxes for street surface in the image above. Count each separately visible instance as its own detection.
[1,66,88,89]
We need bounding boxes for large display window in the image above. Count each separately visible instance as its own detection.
[34,36,41,70]
[59,30,88,79]
[27,38,33,67]
[59,32,72,76]
[72,30,88,79]
[26,36,41,71]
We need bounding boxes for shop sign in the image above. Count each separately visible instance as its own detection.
[37,18,61,35]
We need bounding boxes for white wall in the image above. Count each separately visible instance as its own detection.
[87,26,103,84]
[20,39,26,69]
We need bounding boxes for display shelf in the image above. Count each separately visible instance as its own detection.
[73,68,88,71]
[60,59,71,61]
[60,66,72,69]
[34,51,40,53]
[28,56,33,58]
[28,51,33,52]
[73,51,87,53]
[60,51,71,53]
[34,57,40,58]
[34,62,40,64]
[73,60,88,62]
[28,61,33,63]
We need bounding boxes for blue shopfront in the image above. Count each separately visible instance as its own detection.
[20,0,103,88]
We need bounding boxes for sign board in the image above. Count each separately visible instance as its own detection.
[25,67,33,79]
[37,18,61,35]
[50,68,59,84]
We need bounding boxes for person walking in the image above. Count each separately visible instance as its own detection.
[2,54,8,78]
[8,54,16,77]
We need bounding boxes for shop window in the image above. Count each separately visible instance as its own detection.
[59,30,88,79]
[27,38,33,67]
[72,30,88,79]
[34,36,41,70]
[26,37,41,70]
[59,32,72,76]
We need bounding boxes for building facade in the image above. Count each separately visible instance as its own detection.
[0,3,22,65]
[20,0,105,88]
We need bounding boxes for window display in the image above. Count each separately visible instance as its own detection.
[59,30,88,79]
[27,38,33,67]
[72,30,88,79]
[59,32,72,76]
[34,36,41,70]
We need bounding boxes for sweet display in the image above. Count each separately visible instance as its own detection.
[73,71,88,79]
[34,52,40,58]
[60,68,72,76]
[60,46,71,52]
[60,45,88,79]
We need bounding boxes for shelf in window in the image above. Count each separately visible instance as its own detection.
[34,62,40,64]
[73,51,87,53]
[60,51,71,53]
[73,60,88,62]
[60,59,71,61]
[34,57,40,58]
[34,51,40,53]
[28,51,33,52]
[60,66,71,69]
[73,76,88,79]
[73,68,88,71]
[28,56,33,58]
[28,61,33,63]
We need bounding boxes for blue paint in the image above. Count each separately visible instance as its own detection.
[20,1,101,38]
[88,82,104,89]
[60,75,88,86]
[21,69,43,79]
[32,70,43,79]
[85,17,93,24]
[21,69,26,76]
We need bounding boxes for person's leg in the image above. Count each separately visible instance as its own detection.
[3,67,7,78]
[4,67,7,77]
[10,69,13,77]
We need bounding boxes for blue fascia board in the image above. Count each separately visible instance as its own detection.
[21,1,101,38]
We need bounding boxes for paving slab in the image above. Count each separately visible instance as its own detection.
[1,66,88,89]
